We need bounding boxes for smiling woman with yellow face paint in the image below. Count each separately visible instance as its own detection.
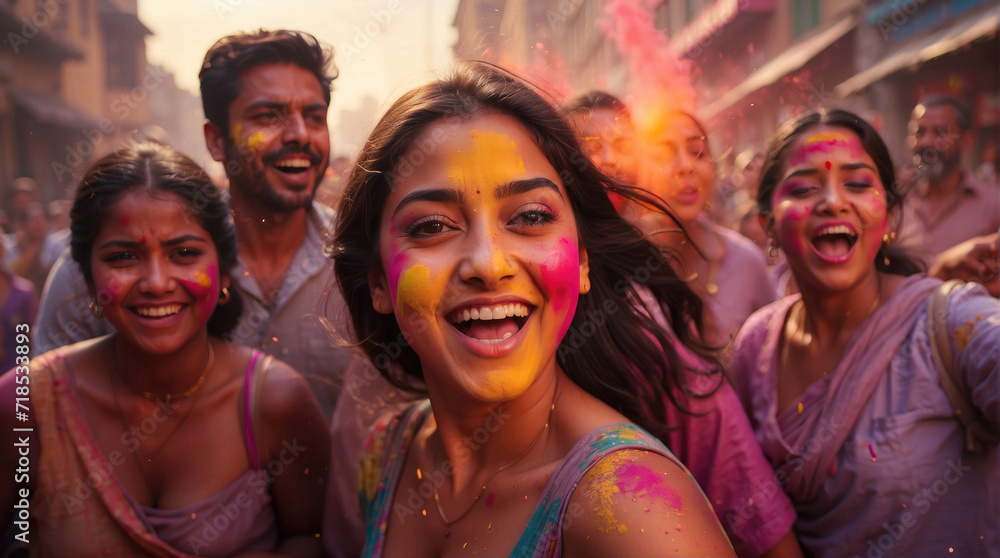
[729,110,1000,557]
[330,63,735,557]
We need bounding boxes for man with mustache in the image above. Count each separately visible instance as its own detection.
[895,96,1000,271]
[34,29,354,418]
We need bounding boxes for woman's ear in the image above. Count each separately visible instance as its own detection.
[579,247,591,294]
[368,268,393,315]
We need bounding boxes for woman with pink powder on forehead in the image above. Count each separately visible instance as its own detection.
[329,62,735,557]
[729,109,999,556]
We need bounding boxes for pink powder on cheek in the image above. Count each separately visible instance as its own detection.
[384,239,408,309]
[91,269,125,304]
[614,460,683,511]
[178,264,218,316]
[537,237,581,342]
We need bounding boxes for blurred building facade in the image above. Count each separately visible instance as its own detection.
[452,0,999,177]
[0,0,205,211]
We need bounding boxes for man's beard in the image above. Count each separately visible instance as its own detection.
[225,142,324,212]
[914,147,960,181]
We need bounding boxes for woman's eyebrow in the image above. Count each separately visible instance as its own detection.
[493,177,562,200]
[392,188,465,216]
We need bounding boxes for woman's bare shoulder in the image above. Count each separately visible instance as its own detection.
[562,448,736,558]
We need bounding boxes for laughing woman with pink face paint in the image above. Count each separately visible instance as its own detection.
[330,62,735,557]
[729,110,999,557]
[0,142,329,557]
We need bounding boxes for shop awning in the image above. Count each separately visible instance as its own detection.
[834,5,1000,97]
[702,14,858,119]
[9,89,101,131]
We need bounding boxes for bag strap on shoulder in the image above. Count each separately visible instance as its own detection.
[927,279,999,453]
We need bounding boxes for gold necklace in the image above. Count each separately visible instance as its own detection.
[430,396,556,537]
[122,345,215,404]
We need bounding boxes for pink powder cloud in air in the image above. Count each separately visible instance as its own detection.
[600,0,698,135]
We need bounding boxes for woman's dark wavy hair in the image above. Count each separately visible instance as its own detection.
[757,108,922,276]
[70,141,243,336]
[328,61,721,439]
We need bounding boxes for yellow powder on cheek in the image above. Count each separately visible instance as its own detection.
[196,272,211,288]
[229,124,243,146]
[247,132,267,151]
[396,264,440,316]
[448,130,526,188]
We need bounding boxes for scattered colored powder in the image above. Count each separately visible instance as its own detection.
[422,509,426,516]
[797,402,803,414]
[869,443,877,462]
[488,522,493,534]
[139,235,146,244]
[196,271,212,288]
[615,460,683,511]
[246,131,268,151]
[486,492,495,507]
[952,314,983,350]
[585,453,629,534]
[416,468,422,480]
[790,132,863,166]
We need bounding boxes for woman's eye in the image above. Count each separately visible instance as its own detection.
[405,216,453,237]
[511,207,557,228]
[174,247,203,259]
[103,252,136,263]
[845,180,872,189]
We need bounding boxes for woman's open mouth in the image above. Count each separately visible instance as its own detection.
[811,224,858,262]
[449,303,531,344]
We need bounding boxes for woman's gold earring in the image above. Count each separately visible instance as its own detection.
[218,287,231,306]
[89,300,103,318]
[882,233,891,266]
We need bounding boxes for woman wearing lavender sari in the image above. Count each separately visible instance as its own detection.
[729,109,998,557]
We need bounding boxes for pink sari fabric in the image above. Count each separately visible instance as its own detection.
[31,350,190,557]
[730,275,999,557]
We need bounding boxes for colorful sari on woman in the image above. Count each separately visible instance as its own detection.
[729,275,998,557]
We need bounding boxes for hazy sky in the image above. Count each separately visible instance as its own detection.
[139,0,460,120]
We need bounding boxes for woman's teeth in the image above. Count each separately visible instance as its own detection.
[456,303,529,323]
[136,304,181,317]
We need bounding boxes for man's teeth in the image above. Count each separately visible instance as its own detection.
[476,332,513,345]
[275,159,310,168]
[458,303,529,322]
[136,305,181,317]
